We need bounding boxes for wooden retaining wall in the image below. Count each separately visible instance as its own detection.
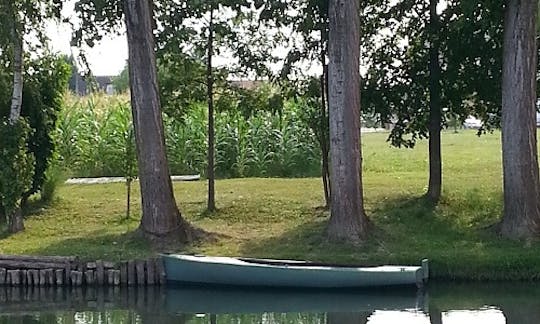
[0,255,165,287]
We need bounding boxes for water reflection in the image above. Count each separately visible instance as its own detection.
[0,282,537,323]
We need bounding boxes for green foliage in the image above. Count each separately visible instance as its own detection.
[112,63,129,93]
[55,95,136,177]
[0,119,35,218]
[57,96,320,178]
[20,56,71,200]
[41,160,66,203]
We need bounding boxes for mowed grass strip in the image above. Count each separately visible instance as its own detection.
[2,130,539,280]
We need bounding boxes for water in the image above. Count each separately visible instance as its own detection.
[0,282,538,323]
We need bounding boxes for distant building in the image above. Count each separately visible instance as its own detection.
[229,80,264,90]
[69,74,115,96]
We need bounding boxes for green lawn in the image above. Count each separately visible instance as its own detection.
[2,129,539,280]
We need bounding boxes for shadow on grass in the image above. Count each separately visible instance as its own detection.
[31,230,153,261]
[237,194,475,266]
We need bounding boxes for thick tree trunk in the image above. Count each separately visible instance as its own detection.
[123,0,193,243]
[426,0,442,204]
[8,208,24,233]
[207,8,216,213]
[320,55,331,208]
[326,0,369,243]
[9,30,23,124]
[499,0,540,239]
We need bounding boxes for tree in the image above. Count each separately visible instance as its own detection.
[0,0,63,233]
[123,0,194,243]
[498,0,540,239]
[326,0,370,242]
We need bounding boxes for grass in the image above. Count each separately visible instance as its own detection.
[2,129,539,280]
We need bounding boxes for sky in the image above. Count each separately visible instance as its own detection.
[46,1,128,76]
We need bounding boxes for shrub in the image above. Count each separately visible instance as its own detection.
[0,119,35,228]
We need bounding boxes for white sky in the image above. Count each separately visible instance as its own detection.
[46,0,128,76]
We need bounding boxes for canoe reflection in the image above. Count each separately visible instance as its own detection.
[165,286,425,314]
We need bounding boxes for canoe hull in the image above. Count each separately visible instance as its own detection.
[162,255,427,289]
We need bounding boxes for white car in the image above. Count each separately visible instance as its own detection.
[463,116,483,129]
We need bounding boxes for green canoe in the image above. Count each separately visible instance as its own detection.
[161,254,429,289]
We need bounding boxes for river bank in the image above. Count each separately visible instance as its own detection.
[1,131,539,281]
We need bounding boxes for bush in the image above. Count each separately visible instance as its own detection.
[0,119,35,226]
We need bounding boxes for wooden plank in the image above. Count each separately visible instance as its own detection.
[0,260,75,270]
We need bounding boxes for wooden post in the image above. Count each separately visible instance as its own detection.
[27,270,37,286]
[155,258,166,285]
[39,270,46,286]
[127,261,136,286]
[107,269,115,286]
[44,269,54,286]
[85,270,95,285]
[20,270,27,286]
[135,260,145,285]
[0,268,6,285]
[113,270,120,286]
[70,271,83,286]
[8,270,21,285]
[146,259,155,285]
[96,260,105,286]
[55,269,64,286]
[120,262,128,286]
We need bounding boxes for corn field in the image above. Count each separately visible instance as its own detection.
[55,94,321,178]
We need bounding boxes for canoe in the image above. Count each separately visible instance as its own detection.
[161,254,429,289]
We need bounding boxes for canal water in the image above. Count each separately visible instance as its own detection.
[0,282,538,323]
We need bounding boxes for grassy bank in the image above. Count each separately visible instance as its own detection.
[2,130,540,280]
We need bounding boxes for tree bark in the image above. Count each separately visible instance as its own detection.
[8,23,25,233]
[123,0,193,243]
[207,8,216,213]
[326,0,369,243]
[426,0,442,204]
[499,0,540,239]
[9,28,23,125]
[320,51,331,208]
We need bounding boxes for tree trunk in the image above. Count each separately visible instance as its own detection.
[499,0,540,239]
[207,8,216,213]
[8,24,25,234]
[123,0,193,243]
[9,29,23,124]
[326,0,369,243]
[320,52,331,208]
[426,0,442,204]
[8,208,24,233]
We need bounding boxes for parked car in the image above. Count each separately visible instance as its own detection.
[463,116,483,129]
